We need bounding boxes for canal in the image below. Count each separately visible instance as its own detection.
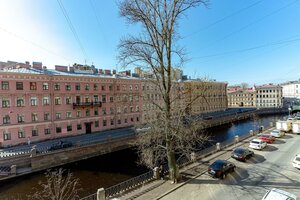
[0,114,284,199]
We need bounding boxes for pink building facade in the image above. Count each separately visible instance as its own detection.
[0,68,142,147]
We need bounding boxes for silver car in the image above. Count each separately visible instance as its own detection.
[262,188,297,200]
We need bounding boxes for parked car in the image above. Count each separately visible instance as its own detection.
[48,140,73,151]
[292,154,300,169]
[231,147,254,162]
[208,159,236,179]
[262,188,297,200]
[270,129,285,138]
[249,139,267,150]
[258,134,275,144]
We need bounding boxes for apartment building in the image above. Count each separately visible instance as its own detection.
[0,61,228,147]
[227,86,256,107]
[281,80,300,99]
[255,84,283,108]
[0,64,142,147]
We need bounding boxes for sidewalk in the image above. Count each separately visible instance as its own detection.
[116,132,260,200]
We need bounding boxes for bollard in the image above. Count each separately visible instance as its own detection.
[97,188,105,200]
[10,165,17,175]
[216,143,221,151]
[190,152,196,162]
[235,135,239,143]
[30,145,37,157]
[153,166,160,180]
[249,130,253,136]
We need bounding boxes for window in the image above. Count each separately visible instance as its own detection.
[77,124,82,130]
[103,120,107,126]
[94,95,99,102]
[31,97,38,106]
[85,84,89,91]
[56,127,62,133]
[66,97,72,105]
[124,107,127,113]
[1,81,9,90]
[110,107,114,114]
[30,82,37,90]
[3,132,11,141]
[32,129,38,136]
[129,85,133,90]
[44,112,50,121]
[66,111,72,119]
[65,83,71,91]
[109,85,113,91]
[117,85,120,91]
[55,112,61,120]
[75,83,80,91]
[31,113,38,122]
[3,115,10,124]
[110,96,114,102]
[17,97,24,107]
[67,125,72,132]
[76,110,81,118]
[124,118,127,123]
[18,130,25,138]
[43,96,50,105]
[45,128,51,135]
[17,114,25,123]
[95,120,99,127]
[2,99,10,107]
[110,119,114,125]
[102,108,106,115]
[136,105,139,112]
[101,85,105,91]
[54,83,60,90]
[43,83,49,90]
[102,95,106,103]
[136,117,139,122]
[117,119,121,124]
[94,84,98,91]
[86,109,90,117]
[55,97,61,105]
[16,82,23,90]
[94,108,99,116]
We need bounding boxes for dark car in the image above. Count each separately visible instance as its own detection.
[48,140,73,151]
[208,160,236,179]
[231,147,254,162]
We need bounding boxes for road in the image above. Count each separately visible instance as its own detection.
[160,134,300,200]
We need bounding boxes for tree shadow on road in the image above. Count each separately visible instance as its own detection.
[263,145,278,152]
[273,139,286,144]
[283,134,294,139]
[247,154,266,164]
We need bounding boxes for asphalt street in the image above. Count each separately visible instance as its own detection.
[160,133,300,200]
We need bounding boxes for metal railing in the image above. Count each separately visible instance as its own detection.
[104,170,154,199]
[80,193,97,200]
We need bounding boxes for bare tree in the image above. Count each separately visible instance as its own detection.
[28,168,81,200]
[118,0,208,182]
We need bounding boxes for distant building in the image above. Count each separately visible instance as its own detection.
[227,86,256,107]
[281,80,300,99]
[255,84,283,108]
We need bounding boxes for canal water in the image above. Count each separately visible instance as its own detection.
[0,114,284,199]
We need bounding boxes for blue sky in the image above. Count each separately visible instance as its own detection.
[0,0,299,86]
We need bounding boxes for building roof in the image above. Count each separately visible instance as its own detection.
[0,67,141,80]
